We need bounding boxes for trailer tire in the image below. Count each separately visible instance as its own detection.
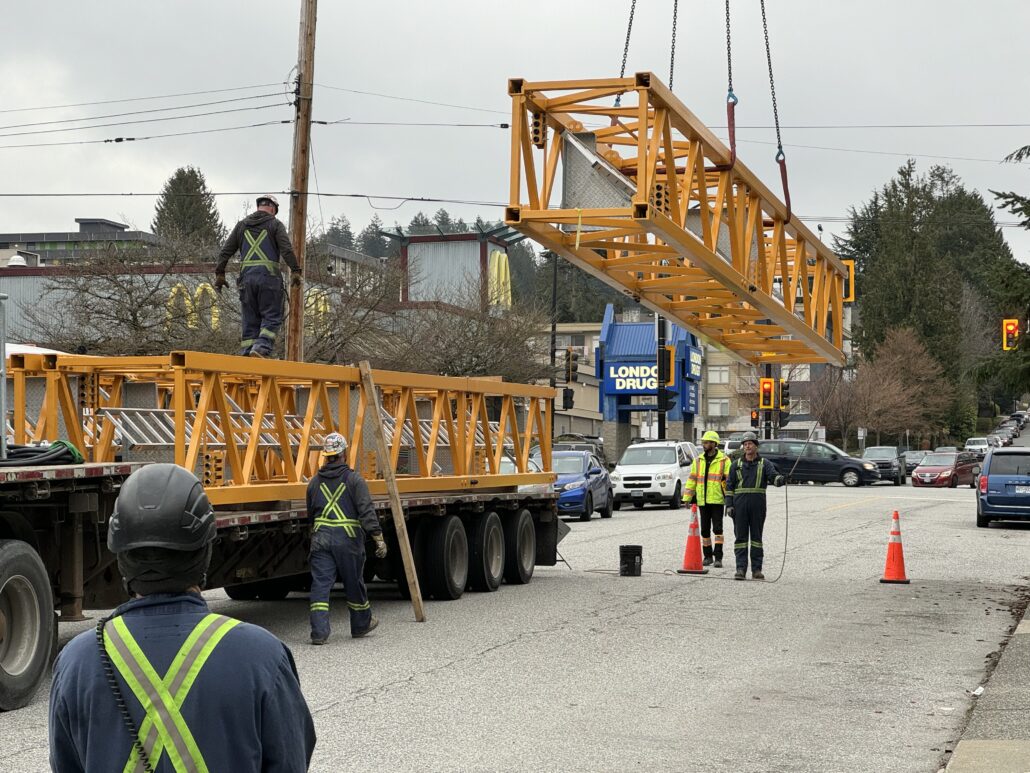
[0,540,54,711]
[395,519,430,600]
[468,512,505,592]
[502,509,535,585]
[426,515,468,600]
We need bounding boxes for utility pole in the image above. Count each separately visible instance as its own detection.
[657,313,667,440]
[286,0,318,362]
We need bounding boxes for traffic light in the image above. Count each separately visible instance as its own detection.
[563,348,580,382]
[657,345,675,385]
[779,379,790,410]
[562,387,575,410]
[759,377,776,410]
[1003,319,1020,351]
[750,410,760,428]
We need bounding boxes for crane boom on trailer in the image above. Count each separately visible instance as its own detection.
[505,72,847,366]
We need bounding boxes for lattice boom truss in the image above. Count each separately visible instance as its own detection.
[506,73,846,365]
[7,351,554,505]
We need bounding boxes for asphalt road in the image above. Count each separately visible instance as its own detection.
[3,469,1030,772]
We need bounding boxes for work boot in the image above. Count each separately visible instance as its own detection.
[734,569,746,580]
[248,349,266,359]
[713,559,723,568]
[310,635,327,646]
[702,556,713,566]
[752,570,765,581]
[353,617,379,638]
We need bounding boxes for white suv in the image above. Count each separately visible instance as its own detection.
[610,441,695,510]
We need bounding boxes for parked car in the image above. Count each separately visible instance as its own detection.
[977,447,1030,527]
[553,433,610,468]
[861,446,906,485]
[987,435,1003,449]
[912,451,980,488]
[755,440,879,487]
[964,438,990,461]
[610,441,694,509]
[993,429,1014,446]
[722,432,748,456]
[903,450,928,474]
[935,446,959,453]
[998,421,1021,438]
[549,450,612,521]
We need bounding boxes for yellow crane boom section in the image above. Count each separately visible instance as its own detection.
[506,72,847,366]
[7,351,555,506]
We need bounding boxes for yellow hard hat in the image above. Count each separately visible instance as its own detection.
[701,430,720,443]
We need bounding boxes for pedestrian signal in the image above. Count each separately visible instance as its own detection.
[759,377,776,410]
[750,409,760,428]
[1003,319,1019,351]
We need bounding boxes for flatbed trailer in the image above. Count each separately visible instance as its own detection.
[1,351,560,710]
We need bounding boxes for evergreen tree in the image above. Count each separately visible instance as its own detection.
[357,214,389,258]
[325,214,355,249]
[432,209,453,232]
[407,211,433,234]
[507,241,537,305]
[151,166,226,245]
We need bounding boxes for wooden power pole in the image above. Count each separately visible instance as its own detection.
[286,0,318,362]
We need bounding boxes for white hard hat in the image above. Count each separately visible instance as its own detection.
[256,194,280,211]
[323,432,347,457]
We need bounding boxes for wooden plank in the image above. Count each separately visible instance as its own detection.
[358,361,426,623]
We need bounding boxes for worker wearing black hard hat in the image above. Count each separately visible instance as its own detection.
[215,194,303,358]
[49,464,316,772]
[724,431,785,580]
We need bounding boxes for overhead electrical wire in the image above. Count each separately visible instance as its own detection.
[735,137,1027,165]
[314,118,508,129]
[0,120,292,150]
[0,92,286,131]
[0,82,288,114]
[313,82,508,115]
[0,103,288,139]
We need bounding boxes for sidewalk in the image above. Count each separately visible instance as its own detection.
[947,604,1030,772]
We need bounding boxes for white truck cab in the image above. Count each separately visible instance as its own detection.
[610,440,695,510]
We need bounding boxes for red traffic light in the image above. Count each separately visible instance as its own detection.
[1003,319,1020,351]
[759,377,776,409]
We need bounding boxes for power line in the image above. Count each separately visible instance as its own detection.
[736,137,1023,165]
[0,103,288,139]
[0,120,293,150]
[315,118,509,129]
[0,82,287,115]
[0,92,284,131]
[313,82,508,115]
[718,122,1030,130]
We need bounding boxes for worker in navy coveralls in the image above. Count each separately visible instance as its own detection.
[49,463,316,772]
[307,432,387,644]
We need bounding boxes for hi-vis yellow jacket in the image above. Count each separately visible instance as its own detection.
[683,451,730,506]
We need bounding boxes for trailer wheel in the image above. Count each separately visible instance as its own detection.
[426,515,468,600]
[468,512,505,592]
[395,519,430,600]
[502,509,536,585]
[0,540,54,711]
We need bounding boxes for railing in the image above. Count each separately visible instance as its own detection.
[506,73,847,366]
[6,351,554,505]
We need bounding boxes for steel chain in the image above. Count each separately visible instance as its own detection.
[614,0,637,107]
[760,0,783,154]
[669,0,679,89]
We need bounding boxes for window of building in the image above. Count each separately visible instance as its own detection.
[793,399,811,415]
[708,365,729,384]
[791,364,810,382]
[708,398,729,417]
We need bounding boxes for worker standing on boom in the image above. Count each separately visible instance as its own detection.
[49,464,316,772]
[682,430,730,567]
[214,194,302,358]
[724,431,784,581]
[307,432,387,644]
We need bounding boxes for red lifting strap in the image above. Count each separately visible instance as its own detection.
[777,149,791,224]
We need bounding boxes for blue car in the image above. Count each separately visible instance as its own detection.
[552,450,613,521]
[977,447,1030,527]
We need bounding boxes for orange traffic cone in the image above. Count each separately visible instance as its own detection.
[880,510,910,584]
[677,505,709,575]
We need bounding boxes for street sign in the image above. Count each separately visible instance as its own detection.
[857,427,867,440]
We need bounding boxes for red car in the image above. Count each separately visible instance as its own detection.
[912,451,981,488]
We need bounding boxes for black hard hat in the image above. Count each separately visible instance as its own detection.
[108,464,216,554]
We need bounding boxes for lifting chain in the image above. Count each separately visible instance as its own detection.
[613,0,637,108]
[759,0,791,221]
[669,0,679,89]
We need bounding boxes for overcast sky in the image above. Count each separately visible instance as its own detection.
[2,0,1029,262]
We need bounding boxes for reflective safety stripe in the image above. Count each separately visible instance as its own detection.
[734,487,767,495]
[734,541,748,549]
[241,229,279,274]
[347,600,370,611]
[105,613,240,773]
[258,327,278,341]
[314,482,363,536]
[750,541,763,548]
[310,602,329,612]
[701,537,712,546]
[240,338,255,347]
[734,459,766,495]
[714,535,724,544]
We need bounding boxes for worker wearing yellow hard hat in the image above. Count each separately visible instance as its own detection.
[683,430,731,567]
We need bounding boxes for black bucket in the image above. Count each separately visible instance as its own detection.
[619,545,643,577]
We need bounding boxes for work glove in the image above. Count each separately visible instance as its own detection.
[372,534,388,559]
[290,272,303,289]
[213,273,227,294]
[725,506,734,519]
[774,475,786,487]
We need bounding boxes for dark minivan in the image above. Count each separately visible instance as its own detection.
[757,440,880,487]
